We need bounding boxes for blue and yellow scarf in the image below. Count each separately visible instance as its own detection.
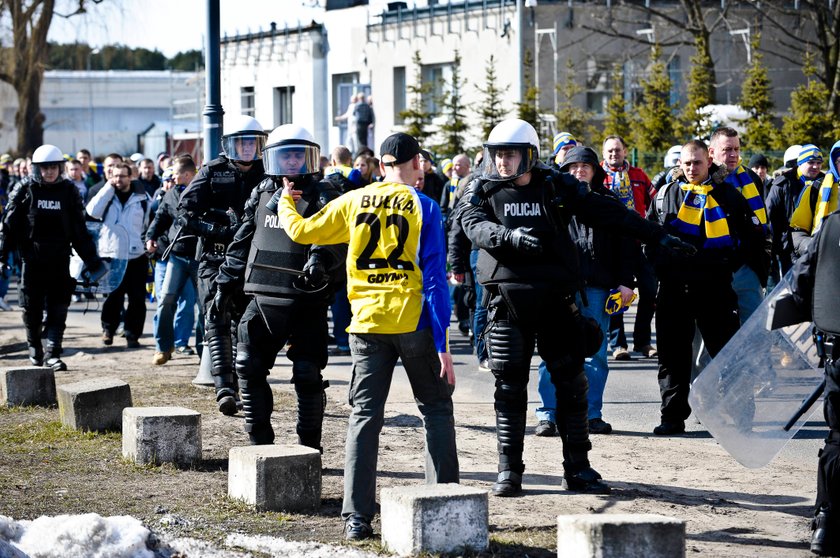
[671,182,733,249]
[724,164,767,226]
[602,161,634,210]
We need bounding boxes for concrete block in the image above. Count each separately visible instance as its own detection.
[122,407,202,466]
[228,445,321,512]
[557,514,685,558]
[381,483,489,555]
[57,378,132,432]
[0,366,56,407]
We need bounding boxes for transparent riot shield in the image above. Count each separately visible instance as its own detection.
[688,271,824,468]
[70,255,127,296]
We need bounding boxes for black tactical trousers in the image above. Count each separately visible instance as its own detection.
[816,345,840,516]
[20,259,74,359]
[235,297,329,447]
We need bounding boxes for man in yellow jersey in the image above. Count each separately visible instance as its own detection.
[274,132,458,541]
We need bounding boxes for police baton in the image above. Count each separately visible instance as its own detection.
[783,379,825,432]
[247,262,329,293]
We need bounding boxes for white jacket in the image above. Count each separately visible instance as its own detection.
[86,184,151,260]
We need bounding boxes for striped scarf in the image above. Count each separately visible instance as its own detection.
[670,182,733,249]
[724,164,767,226]
[602,161,634,210]
[797,168,818,190]
[813,172,839,234]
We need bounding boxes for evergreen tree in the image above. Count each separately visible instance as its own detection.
[739,34,776,152]
[635,45,676,153]
[602,64,632,144]
[781,53,834,148]
[399,51,433,145]
[555,59,595,144]
[475,54,510,141]
[434,50,469,155]
[516,49,540,130]
[678,35,715,140]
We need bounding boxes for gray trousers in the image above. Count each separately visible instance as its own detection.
[342,329,459,520]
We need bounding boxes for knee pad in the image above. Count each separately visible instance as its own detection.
[492,370,529,413]
[291,361,324,395]
[485,320,530,372]
[235,343,269,381]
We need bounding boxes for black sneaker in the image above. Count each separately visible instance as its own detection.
[564,467,611,494]
[175,345,195,356]
[653,420,686,436]
[125,335,140,349]
[45,357,67,372]
[492,470,523,497]
[344,514,373,541]
[101,330,113,346]
[811,507,839,556]
[28,346,43,367]
[588,418,613,434]
[534,420,557,437]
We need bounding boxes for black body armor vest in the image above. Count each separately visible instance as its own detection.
[28,180,74,258]
[813,211,840,335]
[243,189,312,298]
[475,178,579,290]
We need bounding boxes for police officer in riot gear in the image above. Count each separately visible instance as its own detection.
[0,144,105,370]
[460,119,692,496]
[178,114,267,415]
[786,209,840,556]
[212,124,344,447]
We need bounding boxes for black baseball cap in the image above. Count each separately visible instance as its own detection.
[380,133,421,166]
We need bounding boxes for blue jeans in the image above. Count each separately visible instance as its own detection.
[342,329,459,519]
[732,265,762,325]
[469,249,487,362]
[331,283,351,349]
[536,288,611,421]
[154,255,198,352]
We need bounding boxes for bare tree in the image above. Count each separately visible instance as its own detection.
[745,0,840,117]
[0,0,100,155]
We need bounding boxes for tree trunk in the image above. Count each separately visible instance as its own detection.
[15,68,46,156]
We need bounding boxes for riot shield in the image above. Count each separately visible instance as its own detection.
[70,255,127,296]
[688,271,824,468]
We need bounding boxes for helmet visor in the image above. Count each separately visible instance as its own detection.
[480,143,537,181]
[221,134,267,162]
[263,142,321,177]
[32,162,62,184]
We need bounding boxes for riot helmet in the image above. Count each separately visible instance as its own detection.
[262,124,321,178]
[783,144,802,169]
[664,145,682,168]
[31,144,65,184]
[480,119,540,181]
[221,114,268,163]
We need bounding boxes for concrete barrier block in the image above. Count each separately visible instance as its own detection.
[0,367,56,407]
[381,483,489,555]
[557,514,685,558]
[122,407,202,466]
[228,445,321,512]
[57,378,132,432]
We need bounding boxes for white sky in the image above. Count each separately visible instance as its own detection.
[47,0,436,58]
[47,0,324,58]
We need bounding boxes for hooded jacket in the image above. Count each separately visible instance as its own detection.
[561,147,636,290]
[86,183,151,260]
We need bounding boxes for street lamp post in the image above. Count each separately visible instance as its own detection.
[87,47,101,155]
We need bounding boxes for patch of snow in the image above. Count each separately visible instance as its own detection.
[225,533,386,558]
[0,514,152,558]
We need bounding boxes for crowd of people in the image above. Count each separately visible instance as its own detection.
[0,114,838,555]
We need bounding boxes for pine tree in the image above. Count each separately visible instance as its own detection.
[517,49,540,130]
[781,53,834,148]
[678,35,715,140]
[434,50,469,155]
[399,51,433,145]
[475,54,510,141]
[635,45,676,153]
[739,34,777,152]
[602,64,632,144]
[555,59,596,144]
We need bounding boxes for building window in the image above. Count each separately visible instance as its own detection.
[274,86,295,126]
[241,86,255,116]
[332,72,361,120]
[393,66,406,123]
[421,63,451,117]
[585,58,611,115]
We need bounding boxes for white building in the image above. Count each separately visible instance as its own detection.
[0,70,202,157]
[220,1,522,156]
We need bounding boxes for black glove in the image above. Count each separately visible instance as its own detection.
[660,234,697,257]
[207,289,232,324]
[503,227,542,254]
[302,253,328,290]
[265,189,284,214]
[0,261,8,279]
[82,259,110,284]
